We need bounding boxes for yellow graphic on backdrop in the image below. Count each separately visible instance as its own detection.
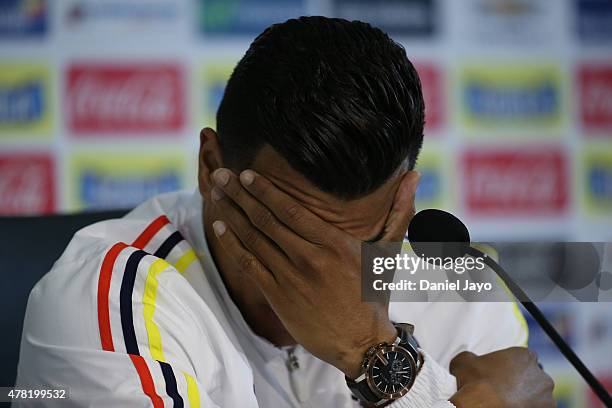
[414,149,447,210]
[68,151,188,211]
[581,146,612,215]
[197,61,237,129]
[458,64,565,136]
[0,63,52,137]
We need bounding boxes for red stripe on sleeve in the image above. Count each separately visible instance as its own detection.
[97,216,170,405]
[132,215,170,249]
[129,354,165,408]
[97,242,128,352]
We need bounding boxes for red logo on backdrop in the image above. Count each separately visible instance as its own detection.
[0,155,55,215]
[588,375,612,407]
[579,65,612,131]
[462,149,568,215]
[415,63,444,132]
[66,64,185,134]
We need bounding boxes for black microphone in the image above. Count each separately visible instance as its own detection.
[408,209,612,407]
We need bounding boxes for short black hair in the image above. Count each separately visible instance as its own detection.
[216,16,424,200]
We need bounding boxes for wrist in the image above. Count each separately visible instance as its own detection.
[338,321,397,379]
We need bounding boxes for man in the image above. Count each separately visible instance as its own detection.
[16,17,555,407]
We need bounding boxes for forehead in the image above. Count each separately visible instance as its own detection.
[249,145,401,240]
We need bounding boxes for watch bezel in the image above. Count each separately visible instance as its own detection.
[364,344,417,400]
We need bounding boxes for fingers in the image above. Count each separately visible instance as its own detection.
[235,169,340,245]
[450,347,556,408]
[450,350,477,365]
[212,168,307,255]
[210,184,294,280]
[449,381,503,408]
[449,350,478,379]
[380,171,420,242]
[211,220,278,294]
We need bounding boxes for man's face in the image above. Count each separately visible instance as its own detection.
[200,131,418,345]
[246,145,407,243]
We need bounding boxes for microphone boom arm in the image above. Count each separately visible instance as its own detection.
[466,246,612,407]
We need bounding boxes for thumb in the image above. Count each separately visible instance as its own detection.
[449,351,479,387]
[380,171,420,242]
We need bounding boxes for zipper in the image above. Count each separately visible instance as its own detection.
[286,347,307,404]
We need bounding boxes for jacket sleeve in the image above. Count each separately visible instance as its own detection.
[15,237,256,408]
[386,350,457,408]
[15,342,213,408]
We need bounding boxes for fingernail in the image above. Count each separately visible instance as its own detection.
[211,187,224,201]
[200,127,213,143]
[213,220,226,236]
[240,170,254,186]
[213,169,229,186]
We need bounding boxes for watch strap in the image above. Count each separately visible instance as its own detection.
[394,323,420,363]
[346,377,383,406]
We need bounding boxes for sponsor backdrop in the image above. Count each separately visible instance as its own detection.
[1,0,611,404]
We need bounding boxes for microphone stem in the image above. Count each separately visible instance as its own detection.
[466,246,612,407]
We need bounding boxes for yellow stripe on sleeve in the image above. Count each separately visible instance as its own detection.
[175,249,197,274]
[143,258,170,362]
[142,247,203,405]
[184,372,201,408]
[511,301,529,346]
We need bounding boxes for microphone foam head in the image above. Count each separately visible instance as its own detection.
[407,209,471,261]
[408,209,470,243]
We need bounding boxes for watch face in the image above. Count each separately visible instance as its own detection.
[366,345,416,400]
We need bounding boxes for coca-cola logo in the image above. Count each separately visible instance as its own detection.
[415,63,444,132]
[66,64,185,135]
[580,65,612,131]
[462,149,568,215]
[0,155,54,215]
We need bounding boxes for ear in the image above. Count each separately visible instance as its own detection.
[380,170,420,242]
[198,127,223,201]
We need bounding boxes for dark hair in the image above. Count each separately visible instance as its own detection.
[217,16,424,199]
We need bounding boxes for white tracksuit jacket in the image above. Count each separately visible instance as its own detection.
[15,190,528,407]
